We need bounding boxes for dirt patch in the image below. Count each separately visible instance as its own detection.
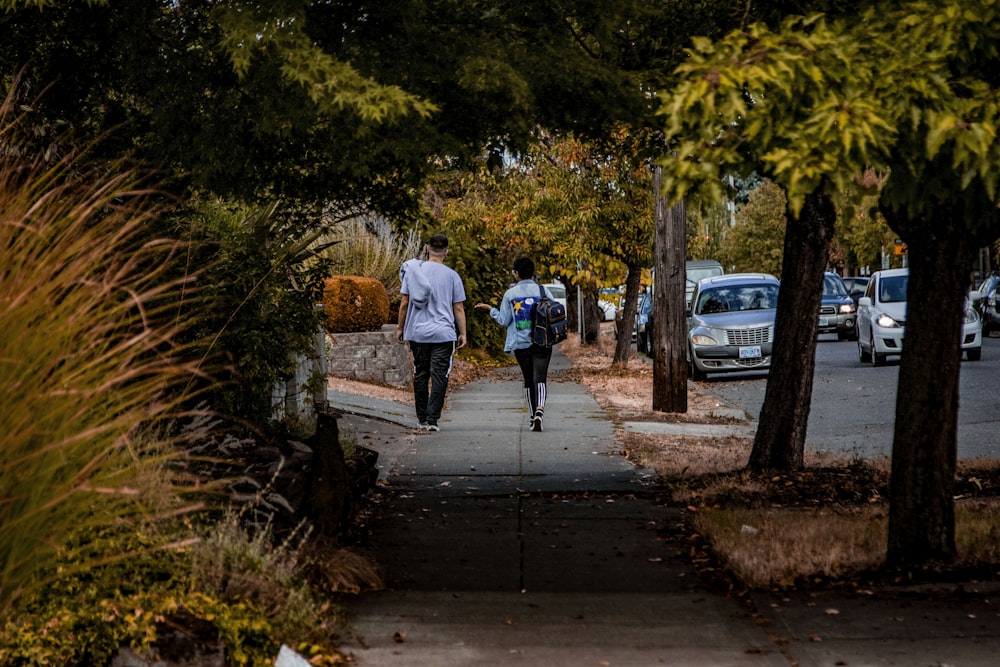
[556,326,729,422]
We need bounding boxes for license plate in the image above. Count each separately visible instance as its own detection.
[819,317,829,327]
[739,346,762,359]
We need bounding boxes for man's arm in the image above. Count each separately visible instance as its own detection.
[396,295,409,343]
[453,301,467,349]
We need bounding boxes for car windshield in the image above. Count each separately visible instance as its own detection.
[547,285,566,299]
[695,284,778,314]
[879,275,907,303]
[686,266,724,286]
[823,275,848,297]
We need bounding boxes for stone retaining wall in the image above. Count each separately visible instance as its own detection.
[327,324,411,387]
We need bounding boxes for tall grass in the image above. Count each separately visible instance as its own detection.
[319,213,421,298]
[0,91,208,614]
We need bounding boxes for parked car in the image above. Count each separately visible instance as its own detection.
[541,282,567,311]
[819,273,857,340]
[598,287,618,322]
[685,259,725,307]
[635,291,653,354]
[687,273,780,380]
[856,268,982,365]
[842,276,870,307]
[974,272,1000,335]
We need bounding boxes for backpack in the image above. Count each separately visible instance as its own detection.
[531,283,568,347]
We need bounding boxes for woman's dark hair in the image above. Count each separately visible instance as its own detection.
[513,256,535,279]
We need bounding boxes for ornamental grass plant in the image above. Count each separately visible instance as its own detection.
[0,91,208,615]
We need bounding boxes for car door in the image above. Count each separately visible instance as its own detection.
[857,274,877,349]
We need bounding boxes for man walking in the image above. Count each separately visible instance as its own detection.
[396,233,467,431]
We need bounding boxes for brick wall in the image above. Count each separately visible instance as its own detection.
[327,324,411,387]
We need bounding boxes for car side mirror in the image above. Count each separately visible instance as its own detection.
[858,296,873,308]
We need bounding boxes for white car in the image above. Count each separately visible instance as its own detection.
[541,282,567,310]
[856,267,982,365]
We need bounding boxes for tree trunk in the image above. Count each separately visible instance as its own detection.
[612,261,643,368]
[748,191,834,471]
[652,167,687,412]
[883,207,974,569]
[582,292,602,344]
[564,275,580,341]
[304,411,350,536]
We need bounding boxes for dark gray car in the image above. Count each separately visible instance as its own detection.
[819,273,857,341]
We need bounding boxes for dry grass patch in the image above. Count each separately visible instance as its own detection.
[620,432,753,476]
[693,499,1000,589]
[956,499,1000,564]
[693,506,888,588]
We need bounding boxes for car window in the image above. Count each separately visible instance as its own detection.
[822,274,848,296]
[686,266,724,286]
[547,285,566,299]
[879,275,908,303]
[695,284,778,314]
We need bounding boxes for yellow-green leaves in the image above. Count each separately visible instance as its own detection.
[213,2,435,122]
[659,13,894,217]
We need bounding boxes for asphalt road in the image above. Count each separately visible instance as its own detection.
[696,333,1000,460]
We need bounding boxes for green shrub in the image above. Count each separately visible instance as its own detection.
[322,276,390,333]
[179,199,331,429]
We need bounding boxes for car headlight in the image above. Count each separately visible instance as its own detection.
[875,313,900,328]
[839,303,856,314]
[691,334,719,346]
[964,307,979,324]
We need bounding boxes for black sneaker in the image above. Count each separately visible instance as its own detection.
[531,415,543,432]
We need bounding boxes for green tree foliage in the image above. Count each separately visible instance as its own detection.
[180,199,333,429]
[659,11,890,470]
[720,178,788,276]
[662,0,1000,569]
[832,169,897,272]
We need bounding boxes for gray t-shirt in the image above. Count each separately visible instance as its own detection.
[400,261,466,343]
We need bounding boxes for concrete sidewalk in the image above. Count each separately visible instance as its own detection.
[333,350,1000,666]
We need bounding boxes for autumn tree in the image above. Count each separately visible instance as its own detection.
[660,13,891,469]
[720,178,788,276]
[866,1,1000,569]
[664,1,1000,570]
[442,130,653,361]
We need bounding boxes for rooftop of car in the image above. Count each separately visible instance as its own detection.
[873,268,909,277]
[698,272,778,286]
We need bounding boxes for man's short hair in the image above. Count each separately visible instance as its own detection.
[428,233,449,251]
[513,256,535,279]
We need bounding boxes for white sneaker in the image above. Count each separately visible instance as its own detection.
[426,423,440,432]
[531,415,543,432]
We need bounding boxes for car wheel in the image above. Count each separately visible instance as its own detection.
[837,330,848,341]
[687,348,707,381]
[858,336,871,363]
[967,347,982,361]
[871,335,885,366]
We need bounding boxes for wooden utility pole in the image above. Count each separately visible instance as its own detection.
[651,167,688,413]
